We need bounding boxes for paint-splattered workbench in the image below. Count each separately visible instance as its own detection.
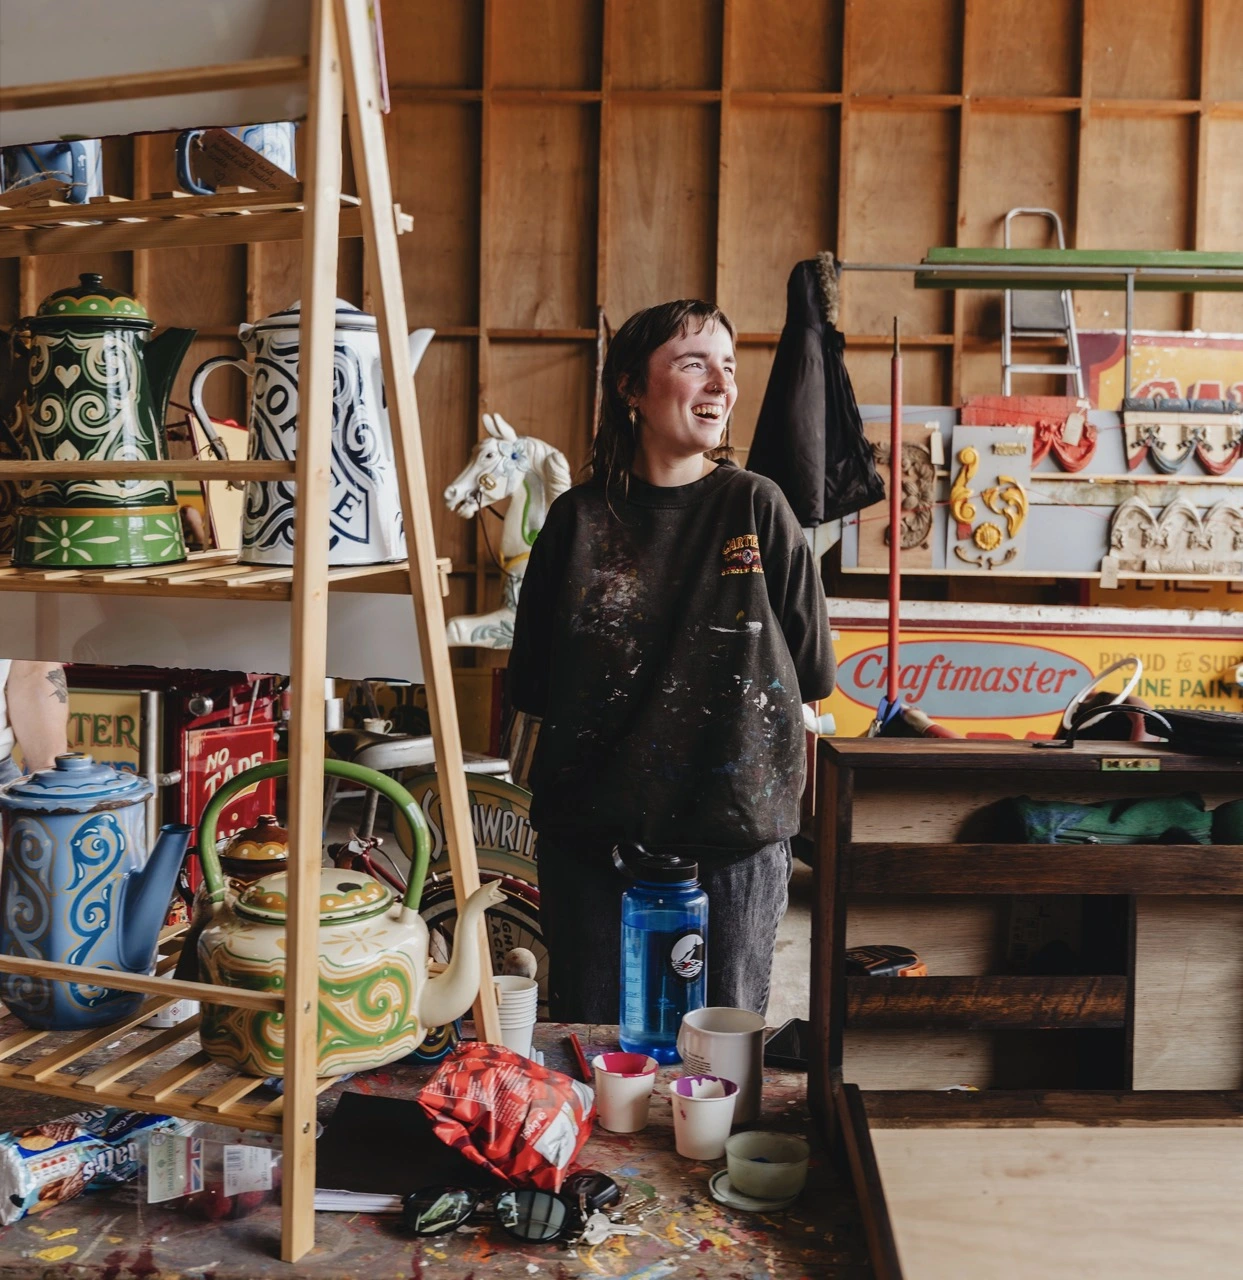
[0,1019,870,1279]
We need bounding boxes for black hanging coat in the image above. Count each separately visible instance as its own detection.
[747,253,885,525]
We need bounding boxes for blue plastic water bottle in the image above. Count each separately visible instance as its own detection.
[618,850,708,1064]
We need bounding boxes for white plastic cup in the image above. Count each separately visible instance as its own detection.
[676,1007,766,1125]
[493,976,538,1058]
[669,1074,739,1160]
[591,1052,658,1133]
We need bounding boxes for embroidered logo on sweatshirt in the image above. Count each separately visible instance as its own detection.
[721,534,763,575]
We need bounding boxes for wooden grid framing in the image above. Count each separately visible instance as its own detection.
[2,0,1239,629]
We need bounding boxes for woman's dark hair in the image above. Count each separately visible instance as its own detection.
[589,299,737,493]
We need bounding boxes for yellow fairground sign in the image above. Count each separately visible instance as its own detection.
[824,627,1243,739]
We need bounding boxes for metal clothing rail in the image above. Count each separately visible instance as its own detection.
[837,258,1243,399]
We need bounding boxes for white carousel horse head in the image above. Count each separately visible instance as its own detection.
[443,413,571,520]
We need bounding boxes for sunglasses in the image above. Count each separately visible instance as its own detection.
[402,1171,620,1244]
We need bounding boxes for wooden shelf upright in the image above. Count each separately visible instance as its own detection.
[0,0,500,1263]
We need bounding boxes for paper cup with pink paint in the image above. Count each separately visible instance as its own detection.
[591,1052,659,1133]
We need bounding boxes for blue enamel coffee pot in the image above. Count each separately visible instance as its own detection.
[0,754,192,1030]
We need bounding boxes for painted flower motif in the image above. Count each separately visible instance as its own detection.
[24,518,120,564]
[141,516,182,560]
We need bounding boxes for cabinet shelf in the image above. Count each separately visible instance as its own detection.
[0,551,450,601]
[0,187,412,258]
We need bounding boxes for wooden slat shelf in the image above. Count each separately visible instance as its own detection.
[5,460,294,481]
[0,187,412,258]
[846,976,1127,1030]
[846,844,1243,895]
[0,552,452,602]
[862,1089,1243,1128]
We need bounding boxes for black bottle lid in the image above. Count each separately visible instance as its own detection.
[621,845,699,884]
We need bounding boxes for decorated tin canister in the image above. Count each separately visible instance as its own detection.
[10,274,196,569]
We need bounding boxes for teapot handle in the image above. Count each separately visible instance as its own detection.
[189,355,249,473]
[197,759,431,914]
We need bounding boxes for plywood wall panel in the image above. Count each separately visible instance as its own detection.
[490,0,602,89]
[381,0,483,88]
[487,106,598,330]
[1203,0,1243,98]
[1089,0,1197,98]
[848,0,962,95]
[732,0,842,91]
[841,111,956,335]
[967,0,1080,96]
[485,342,595,475]
[1197,117,1243,333]
[845,348,948,406]
[1076,115,1194,331]
[720,109,838,332]
[731,343,778,460]
[959,112,1076,335]
[418,338,481,568]
[389,103,480,328]
[610,0,721,89]
[605,105,717,322]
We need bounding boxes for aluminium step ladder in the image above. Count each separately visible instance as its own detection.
[1001,207,1086,396]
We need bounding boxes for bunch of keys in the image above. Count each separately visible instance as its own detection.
[561,1171,653,1248]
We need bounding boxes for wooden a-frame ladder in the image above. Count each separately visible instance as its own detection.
[280,0,501,1260]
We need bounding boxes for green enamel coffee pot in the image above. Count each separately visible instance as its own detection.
[9,273,201,569]
[192,758,504,1078]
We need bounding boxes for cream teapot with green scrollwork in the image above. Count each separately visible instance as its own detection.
[193,759,503,1078]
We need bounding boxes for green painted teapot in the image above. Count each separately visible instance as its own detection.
[193,759,504,1078]
[9,273,198,568]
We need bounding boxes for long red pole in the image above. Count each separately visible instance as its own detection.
[887,318,902,708]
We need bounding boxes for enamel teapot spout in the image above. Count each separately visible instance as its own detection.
[115,822,194,973]
[416,879,506,1030]
[142,326,200,451]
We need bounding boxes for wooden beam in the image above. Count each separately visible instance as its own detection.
[336,0,501,1049]
[863,1089,1243,1128]
[0,56,308,112]
[281,0,343,1262]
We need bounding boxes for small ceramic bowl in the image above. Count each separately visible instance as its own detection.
[724,1131,810,1200]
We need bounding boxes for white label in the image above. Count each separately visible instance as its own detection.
[147,1135,202,1203]
[223,1144,273,1196]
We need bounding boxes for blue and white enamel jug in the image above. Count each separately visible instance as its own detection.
[188,300,434,567]
[0,755,192,1030]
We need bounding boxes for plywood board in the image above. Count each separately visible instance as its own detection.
[488,106,597,329]
[720,108,837,331]
[871,1127,1243,1280]
[959,113,1076,337]
[731,0,842,92]
[389,103,481,327]
[489,0,602,89]
[609,0,721,89]
[841,112,956,335]
[966,0,1079,97]
[1076,116,1195,333]
[415,337,480,569]
[381,0,483,89]
[1132,896,1243,1089]
[1204,0,1243,98]
[1089,0,1197,99]
[484,341,595,476]
[731,344,778,459]
[1197,119,1243,334]
[845,349,948,410]
[605,104,717,320]
[848,0,962,95]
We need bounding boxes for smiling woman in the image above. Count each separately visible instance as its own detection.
[508,299,837,1028]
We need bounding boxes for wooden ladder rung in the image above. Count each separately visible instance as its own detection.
[0,1028,49,1063]
[130,1049,215,1103]
[13,997,175,1082]
[197,1073,267,1114]
[76,1017,202,1092]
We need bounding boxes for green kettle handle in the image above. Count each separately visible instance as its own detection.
[197,759,431,914]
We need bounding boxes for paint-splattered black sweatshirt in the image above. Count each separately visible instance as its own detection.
[508,462,836,861]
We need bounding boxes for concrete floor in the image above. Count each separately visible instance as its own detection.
[768,860,813,1025]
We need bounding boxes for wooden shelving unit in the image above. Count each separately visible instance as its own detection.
[0,1,499,1262]
[810,737,1243,1135]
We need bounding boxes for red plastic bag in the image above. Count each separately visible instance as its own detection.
[416,1042,596,1192]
